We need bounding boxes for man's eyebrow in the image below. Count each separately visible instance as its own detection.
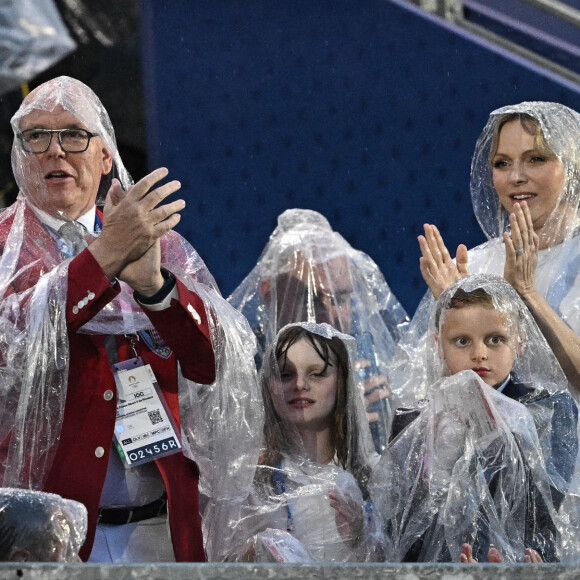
[20,123,87,131]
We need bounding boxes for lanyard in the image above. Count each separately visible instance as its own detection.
[273,462,294,533]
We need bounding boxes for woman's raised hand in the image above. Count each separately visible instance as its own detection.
[418,224,469,299]
[504,202,539,299]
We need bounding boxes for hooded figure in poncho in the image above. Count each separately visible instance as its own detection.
[229,208,409,453]
[373,275,578,563]
[226,322,381,563]
[1,76,263,562]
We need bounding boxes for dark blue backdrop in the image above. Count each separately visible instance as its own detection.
[140,0,580,316]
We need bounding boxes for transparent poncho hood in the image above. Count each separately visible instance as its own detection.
[470,101,580,245]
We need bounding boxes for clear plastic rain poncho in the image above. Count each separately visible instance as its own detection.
[224,322,380,563]
[0,0,76,95]
[471,101,580,247]
[371,275,579,562]
[0,488,87,562]
[229,209,410,452]
[469,102,580,331]
[2,76,263,558]
[390,101,580,407]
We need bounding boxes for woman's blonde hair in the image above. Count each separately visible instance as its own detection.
[489,112,557,164]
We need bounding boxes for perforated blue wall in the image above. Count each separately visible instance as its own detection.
[141,0,580,315]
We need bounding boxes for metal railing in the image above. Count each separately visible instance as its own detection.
[411,0,580,23]
[525,0,580,28]
[407,0,580,85]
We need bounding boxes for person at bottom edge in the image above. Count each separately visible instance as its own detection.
[371,275,578,563]
[227,322,381,563]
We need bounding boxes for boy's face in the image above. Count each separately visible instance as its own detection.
[436,305,517,388]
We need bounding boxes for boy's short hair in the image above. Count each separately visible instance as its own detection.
[448,287,494,309]
[436,283,526,350]
[435,287,494,330]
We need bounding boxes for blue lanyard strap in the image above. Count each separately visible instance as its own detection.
[273,461,293,533]
[272,461,286,495]
[94,212,102,234]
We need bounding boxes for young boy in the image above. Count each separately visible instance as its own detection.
[373,275,578,563]
[435,286,517,391]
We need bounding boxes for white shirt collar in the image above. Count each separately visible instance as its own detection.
[496,375,510,394]
[30,205,97,235]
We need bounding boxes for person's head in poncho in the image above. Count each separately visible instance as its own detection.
[429,275,564,389]
[0,489,87,562]
[471,102,580,249]
[259,322,374,496]
[433,282,522,389]
[11,76,132,218]
[229,208,409,366]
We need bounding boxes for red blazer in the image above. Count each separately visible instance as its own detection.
[0,205,216,561]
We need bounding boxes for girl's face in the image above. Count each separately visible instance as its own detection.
[271,337,338,431]
[492,119,565,234]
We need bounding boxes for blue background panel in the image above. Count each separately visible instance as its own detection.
[141,0,580,315]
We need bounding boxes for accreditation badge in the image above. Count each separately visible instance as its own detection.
[112,356,182,468]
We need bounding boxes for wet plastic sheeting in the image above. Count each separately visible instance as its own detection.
[229,209,410,451]
[226,323,379,563]
[0,0,76,95]
[0,563,580,579]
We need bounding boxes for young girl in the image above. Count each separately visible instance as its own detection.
[230,322,378,562]
[228,208,410,453]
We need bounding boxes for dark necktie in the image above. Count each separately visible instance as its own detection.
[58,221,88,257]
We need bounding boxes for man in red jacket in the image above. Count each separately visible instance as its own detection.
[0,76,261,563]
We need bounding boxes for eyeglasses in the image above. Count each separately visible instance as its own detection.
[18,128,99,153]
